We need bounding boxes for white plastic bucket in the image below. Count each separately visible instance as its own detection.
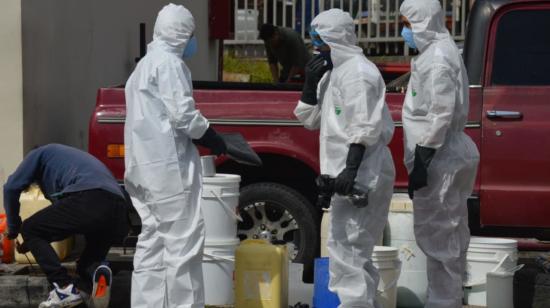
[386,194,427,308]
[201,174,242,241]
[203,238,239,305]
[373,246,401,308]
[464,237,519,306]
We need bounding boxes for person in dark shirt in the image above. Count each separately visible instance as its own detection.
[259,23,311,83]
[3,144,129,308]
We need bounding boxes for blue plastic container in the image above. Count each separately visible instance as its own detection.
[313,257,340,308]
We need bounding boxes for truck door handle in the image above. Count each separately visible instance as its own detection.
[486,110,523,119]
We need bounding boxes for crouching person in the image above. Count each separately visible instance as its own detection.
[3,143,129,308]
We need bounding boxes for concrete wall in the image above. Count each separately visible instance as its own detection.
[0,1,24,212]
[22,0,218,152]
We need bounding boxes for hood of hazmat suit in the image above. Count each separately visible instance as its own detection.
[124,4,208,308]
[295,9,394,184]
[400,1,480,307]
[294,9,395,308]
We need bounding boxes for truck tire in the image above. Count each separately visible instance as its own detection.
[238,182,318,280]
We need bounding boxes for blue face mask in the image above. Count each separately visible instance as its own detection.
[309,30,325,48]
[183,36,198,59]
[310,30,333,69]
[401,27,417,50]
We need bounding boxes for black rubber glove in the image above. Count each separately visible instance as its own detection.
[334,144,366,196]
[300,55,331,105]
[408,145,437,199]
[7,229,19,240]
[316,175,335,209]
[16,240,30,254]
[193,127,227,156]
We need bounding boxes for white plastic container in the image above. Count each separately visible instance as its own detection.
[486,269,518,308]
[373,246,401,308]
[386,193,427,308]
[464,237,518,306]
[320,208,330,257]
[202,238,240,305]
[288,262,313,306]
[201,174,242,241]
[200,155,216,177]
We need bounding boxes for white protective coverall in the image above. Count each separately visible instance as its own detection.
[400,0,480,307]
[294,9,395,308]
[124,4,208,308]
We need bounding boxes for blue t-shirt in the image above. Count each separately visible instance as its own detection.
[3,144,124,231]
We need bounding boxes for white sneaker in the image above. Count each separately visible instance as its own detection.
[89,263,112,308]
[39,283,83,308]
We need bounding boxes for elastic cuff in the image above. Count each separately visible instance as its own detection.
[299,93,317,105]
[297,100,317,107]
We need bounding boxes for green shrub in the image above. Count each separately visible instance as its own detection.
[223,55,272,83]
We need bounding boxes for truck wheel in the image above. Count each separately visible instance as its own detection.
[238,182,318,266]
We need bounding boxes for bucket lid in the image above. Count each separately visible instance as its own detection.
[469,237,518,247]
[205,238,241,247]
[202,173,241,183]
[487,271,514,278]
[374,246,399,252]
[373,246,399,258]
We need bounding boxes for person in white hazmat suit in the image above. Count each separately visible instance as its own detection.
[400,0,480,307]
[294,9,395,308]
[124,4,227,308]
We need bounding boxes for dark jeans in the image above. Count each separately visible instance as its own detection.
[20,189,129,288]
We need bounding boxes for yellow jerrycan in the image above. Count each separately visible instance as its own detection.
[235,239,288,308]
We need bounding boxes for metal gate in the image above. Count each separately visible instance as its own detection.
[226,0,470,56]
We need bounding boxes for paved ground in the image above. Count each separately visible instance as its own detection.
[0,263,131,308]
[0,247,542,307]
[0,266,489,308]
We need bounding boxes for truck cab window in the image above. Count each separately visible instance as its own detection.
[492,9,550,86]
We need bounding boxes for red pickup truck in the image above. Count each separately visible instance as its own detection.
[89,0,550,270]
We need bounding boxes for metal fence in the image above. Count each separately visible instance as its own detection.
[226,0,470,56]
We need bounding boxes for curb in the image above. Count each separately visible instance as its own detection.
[0,276,49,308]
[0,272,132,308]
